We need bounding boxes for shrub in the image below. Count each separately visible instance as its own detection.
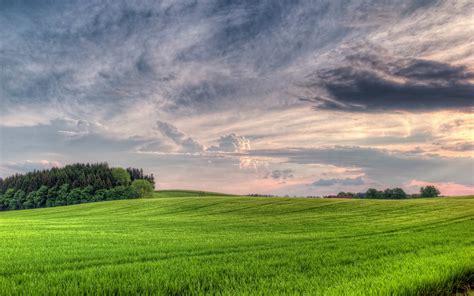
[131,180,154,198]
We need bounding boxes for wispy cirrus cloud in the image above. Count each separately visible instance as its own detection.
[4,0,470,121]
[1,0,473,195]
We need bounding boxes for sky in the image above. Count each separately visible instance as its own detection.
[1,0,473,196]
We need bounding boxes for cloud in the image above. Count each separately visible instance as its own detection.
[393,59,473,81]
[56,119,104,139]
[270,169,293,180]
[311,176,365,187]
[0,106,55,127]
[139,130,251,156]
[207,133,250,153]
[263,169,294,183]
[1,160,62,175]
[155,121,203,153]
[1,1,473,195]
[438,119,465,132]
[134,140,174,154]
[301,54,474,111]
[440,142,474,152]
[408,179,474,196]
[0,123,145,162]
[1,0,425,119]
[249,146,474,186]
[1,1,472,119]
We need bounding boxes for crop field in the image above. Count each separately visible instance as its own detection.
[0,192,472,295]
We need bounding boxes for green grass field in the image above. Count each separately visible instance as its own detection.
[0,192,472,295]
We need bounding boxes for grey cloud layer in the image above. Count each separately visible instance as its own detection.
[250,146,474,186]
[311,176,365,187]
[303,54,474,111]
[2,0,467,118]
[0,160,61,175]
[264,169,294,183]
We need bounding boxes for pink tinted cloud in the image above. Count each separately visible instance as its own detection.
[408,180,474,196]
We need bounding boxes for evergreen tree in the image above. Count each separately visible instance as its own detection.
[0,163,155,211]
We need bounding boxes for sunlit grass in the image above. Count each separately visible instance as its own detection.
[0,193,472,295]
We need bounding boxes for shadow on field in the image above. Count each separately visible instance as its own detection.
[411,268,473,295]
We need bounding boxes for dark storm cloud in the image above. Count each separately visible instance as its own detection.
[302,54,474,111]
[393,60,474,81]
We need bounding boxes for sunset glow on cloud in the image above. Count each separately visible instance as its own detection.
[1,1,473,195]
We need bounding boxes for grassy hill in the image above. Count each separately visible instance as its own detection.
[153,189,237,198]
[0,191,472,295]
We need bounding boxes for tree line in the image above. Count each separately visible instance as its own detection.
[334,186,441,199]
[0,163,155,211]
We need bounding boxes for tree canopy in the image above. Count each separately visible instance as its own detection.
[359,186,440,199]
[131,180,154,198]
[420,185,441,197]
[112,167,131,186]
[0,163,155,211]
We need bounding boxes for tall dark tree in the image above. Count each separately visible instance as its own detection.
[420,186,441,197]
[366,188,383,199]
[391,188,407,199]
[0,163,155,211]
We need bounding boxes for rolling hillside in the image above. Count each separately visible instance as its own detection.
[0,192,472,295]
